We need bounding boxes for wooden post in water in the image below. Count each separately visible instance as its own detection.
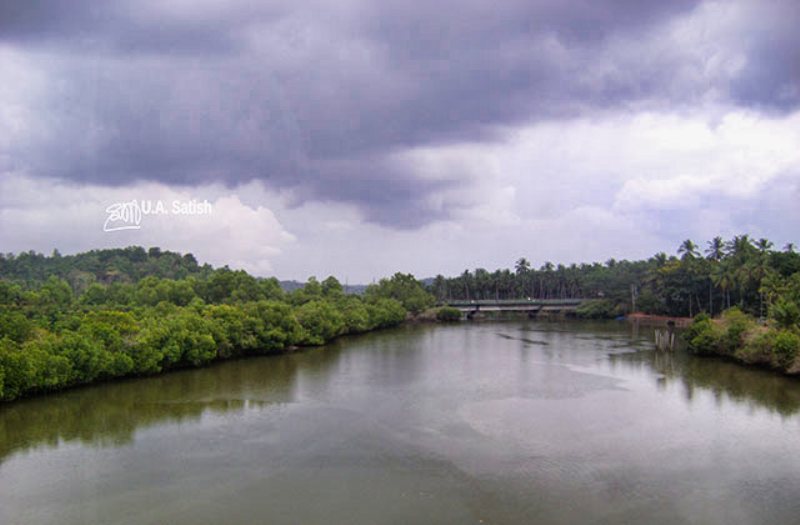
[655,321,676,352]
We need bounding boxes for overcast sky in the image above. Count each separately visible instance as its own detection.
[1,0,798,282]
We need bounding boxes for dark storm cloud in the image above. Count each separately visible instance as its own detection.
[0,1,286,54]
[302,157,453,228]
[1,0,796,228]
[26,60,304,184]
[362,0,700,57]
[728,1,800,112]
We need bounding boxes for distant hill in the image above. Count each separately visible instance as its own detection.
[344,284,369,295]
[280,280,368,295]
[278,280,305,293]
[0,247,376,296]
[0,247,213,291]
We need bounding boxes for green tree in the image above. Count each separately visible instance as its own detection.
[678,239,699,261]
[365,273,434,315]
[322,276,344,298]
[295,300,346,345]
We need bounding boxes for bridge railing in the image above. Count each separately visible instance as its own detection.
[442,298,586,307]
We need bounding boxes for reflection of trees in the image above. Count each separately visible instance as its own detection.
[298,327,429,394]
[0,353,306,464]
[612,350,800,417]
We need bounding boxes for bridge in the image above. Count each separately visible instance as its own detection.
[443,298,587,318]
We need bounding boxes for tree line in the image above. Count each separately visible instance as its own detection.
[684,267,800,375]
[0,248,434,401]
[428,235,800,319]
[0,246,212,290]
[3,235,799,398]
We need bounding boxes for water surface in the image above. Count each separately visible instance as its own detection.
[2,321,799,524]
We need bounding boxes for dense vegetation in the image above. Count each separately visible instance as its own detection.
[433,234,800,374]
[0,247,212,290]
[3,235,798,398]
[0,248,434,401]
[429,235,800,319]
[436,306,462,322]
[684,272,800,375]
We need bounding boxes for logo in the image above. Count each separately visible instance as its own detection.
[104,200,143,232]
[103,199,212,232]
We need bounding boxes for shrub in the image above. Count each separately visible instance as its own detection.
[685,315,723,355]
[365,273,434,315]
[736,330,774,365]
[436,306,462,322]
[0,308,34,343]
[295,300,346,346]
[575,300,618,319]
[366,298,407,329]
[243,301,305,352]
[773,330,800,369]
[720,308,755,355]
[338,297,370,334]
[0,338,30,400]
[771,298,800,329]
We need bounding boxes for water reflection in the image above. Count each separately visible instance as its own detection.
[3,322,800,525]
[611,348,800,417]
[3,321,799,468]
[0,326,437,467]
[0,352,306,463]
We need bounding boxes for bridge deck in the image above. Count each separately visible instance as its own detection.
[443,299,587,313]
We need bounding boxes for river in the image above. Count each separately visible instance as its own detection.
[1,321,799,524]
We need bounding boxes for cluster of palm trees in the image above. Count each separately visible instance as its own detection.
[430,259,625,304]
[676,235,796,318]
[428,235,799,318]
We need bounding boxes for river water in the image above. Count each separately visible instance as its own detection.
[1,321,799,524]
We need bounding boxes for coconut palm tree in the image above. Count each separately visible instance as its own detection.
[651,252,668,267]
[460,270,472,300]
[705,236,725,261]
[711,262,733,310]
[727,234,754,259]
[515,258,530,275]
[755,238,773,254]
[678,239,699,260]
[703,237,726,315]
[752,239,773,319]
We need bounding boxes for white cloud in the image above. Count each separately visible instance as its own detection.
[0,174,294,275]
[613,111,800,210]
[331,107,800,277]
[2,107,799,282]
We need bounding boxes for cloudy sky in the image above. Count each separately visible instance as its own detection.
[1,0,798,282]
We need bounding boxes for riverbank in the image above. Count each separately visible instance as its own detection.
[625,312,693,328]
[0,295,411,403]
[684,309,800,376]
